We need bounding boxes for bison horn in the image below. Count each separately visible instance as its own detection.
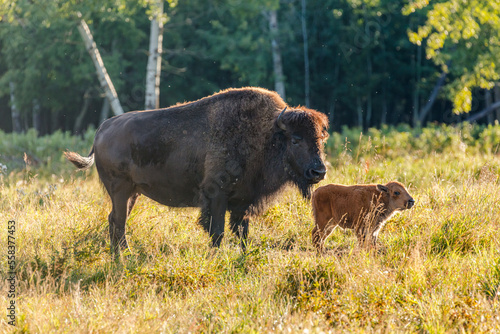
[277,107,287,131]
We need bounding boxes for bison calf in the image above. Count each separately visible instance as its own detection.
[311,181,414,251]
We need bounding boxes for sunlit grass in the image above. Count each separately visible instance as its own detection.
[1,125,500,332]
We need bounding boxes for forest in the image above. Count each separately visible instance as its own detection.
[2,1,500,332]
[1,0,499,134]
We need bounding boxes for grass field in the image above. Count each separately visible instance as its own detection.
[1,124,500,333]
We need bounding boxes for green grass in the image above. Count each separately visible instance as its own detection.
[1,124,500,332]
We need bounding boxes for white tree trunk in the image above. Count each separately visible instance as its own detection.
[466,100,500,122]
[494,83,500,121]
[145,0,164,110]
[32,98,42,134]
[418,69,447,124]
[486,89,493,124]
[356,95,363,128]
[100,97,110,125]
[365,55,372,128]
[301,0,310,107]
[412,44,422,127]
[268,10,286,100]
[77,13,123,116]
[9,82,22,133]
[74,88,91,134]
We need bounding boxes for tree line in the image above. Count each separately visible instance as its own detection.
[1,0,499,135]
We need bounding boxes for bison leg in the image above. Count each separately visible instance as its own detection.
[229,211,249,251]
[312,204,336,252]
[369,223,384,248]
[356,220,381,249]
[199,193,227,248]
[355,229,376,249]
[210,194,227,247]
[312,221,336,253]
[105,182,136,255]
[311,225,324,252]
[127,193,140,216]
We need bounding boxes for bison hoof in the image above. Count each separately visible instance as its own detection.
[210,233,224,247]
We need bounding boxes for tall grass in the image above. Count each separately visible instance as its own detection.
[1,124,500,332]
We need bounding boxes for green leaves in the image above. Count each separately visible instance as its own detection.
[2,0,498,132]
[407,0,500,113]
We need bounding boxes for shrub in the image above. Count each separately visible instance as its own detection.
[481,257,500,298]
[0,127,95,179]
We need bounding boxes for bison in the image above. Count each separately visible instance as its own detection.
[311,181,414,252]
[66,87,329,254]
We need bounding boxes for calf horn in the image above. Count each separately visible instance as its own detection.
[277,107,287,131]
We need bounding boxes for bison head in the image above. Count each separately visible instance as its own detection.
[377,181,415,212]
[276,107,329,199]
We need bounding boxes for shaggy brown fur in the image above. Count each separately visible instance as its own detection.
[311,181,414,251]
[66,87,329,253]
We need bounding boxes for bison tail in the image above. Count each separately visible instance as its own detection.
[64,147,95,170]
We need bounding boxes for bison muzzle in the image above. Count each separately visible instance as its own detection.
[66,87,329,254]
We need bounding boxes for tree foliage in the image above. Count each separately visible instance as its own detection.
[406,0,500,114]
[0,0,498,134]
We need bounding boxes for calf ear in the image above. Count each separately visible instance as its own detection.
[377,184,389,193]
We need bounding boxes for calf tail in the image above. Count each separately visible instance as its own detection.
[64,147,95,170]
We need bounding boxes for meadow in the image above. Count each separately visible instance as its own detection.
[1,123,500,333]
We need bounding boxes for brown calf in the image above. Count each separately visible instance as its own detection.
[311,181,414,251]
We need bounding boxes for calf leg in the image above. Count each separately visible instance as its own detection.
[355,230,368,248]
[312,204,336,252]
[312,225,324,251]
[229,210,249,251]
[370,222,385,248]
[312,220,336,253]
[355,228,376,249]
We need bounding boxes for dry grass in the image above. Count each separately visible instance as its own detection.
[1,130,500,333]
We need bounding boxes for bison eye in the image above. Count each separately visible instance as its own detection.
[394,191,400,196]
[291,135,302,145]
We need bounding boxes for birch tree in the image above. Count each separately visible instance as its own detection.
[9,82,22,133]
[145,0,165,110]
[32,99,41,134]
[76,12,124,116]
[267,10,286,100]
[301,0,310,107]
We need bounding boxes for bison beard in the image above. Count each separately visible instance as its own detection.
[65,87,328,253]
[296,178,314,200]
[286,163,314,200]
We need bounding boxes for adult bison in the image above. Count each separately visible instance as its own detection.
[66,87,329,253]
